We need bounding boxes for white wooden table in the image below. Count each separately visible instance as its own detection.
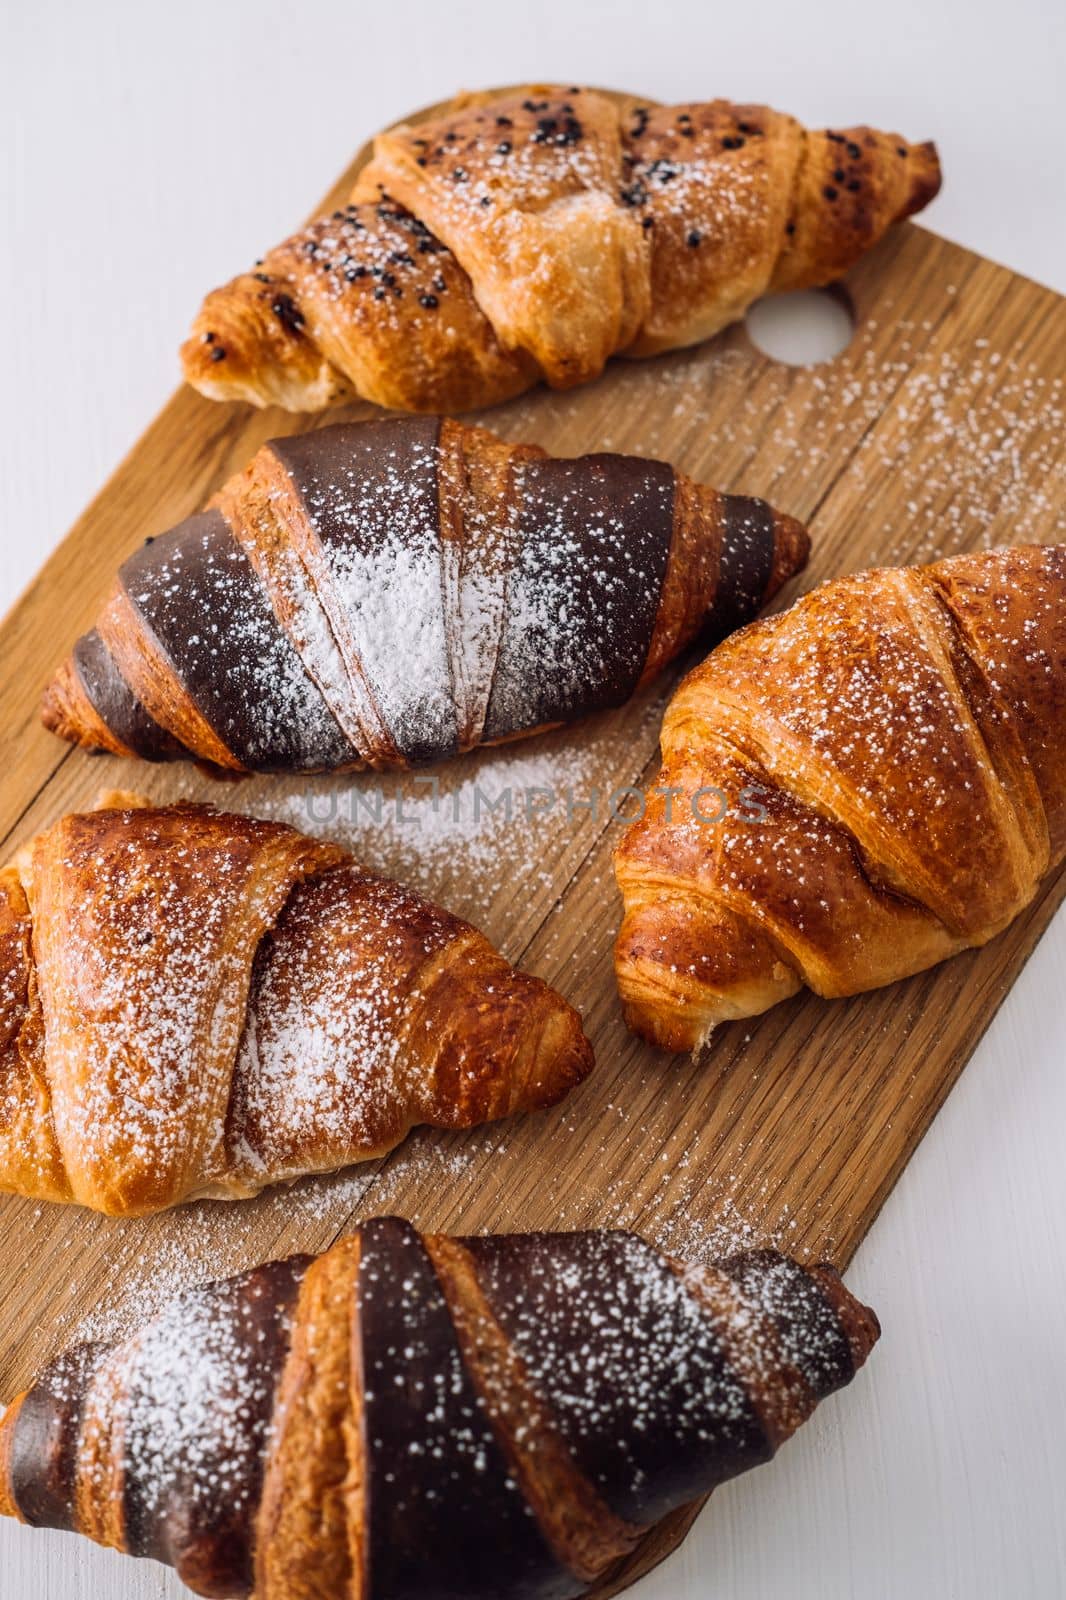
[4,2,1065,1594]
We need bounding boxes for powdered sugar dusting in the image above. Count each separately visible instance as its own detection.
[32,813,307,1208]
[124,520,350,771]
[117,1274,289,1522]
[243,690,665,923]
[292,433,458,762]
[498,1231,757,1480]
[229,868,459,1185]
[390,89,620,239]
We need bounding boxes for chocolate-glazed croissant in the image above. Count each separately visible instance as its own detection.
[42,415,809,775]
[0,1217,879,1598]
[179,85,940,413]
[0,795,591,1215]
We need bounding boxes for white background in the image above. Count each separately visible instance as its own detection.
[3,2,1065,1595]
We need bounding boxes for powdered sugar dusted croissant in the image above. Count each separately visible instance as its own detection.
[42,416,809,774]
[615,544,1066,1050]
[181,86,940,413]
[0,795,591,1214]
[0,1217,879,1598]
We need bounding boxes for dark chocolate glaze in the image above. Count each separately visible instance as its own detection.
[702,495,777,640]
[269,418,460,766]
[461,1229,774,1526]
[9,1341,109,1531]
[719,1250,856,1399]
[483,453,676,739]
[121,1255,309,1598]
[72,629,185,761]
[66,434,786,774]
[357,1217,576,1600]
[119,510,353,772]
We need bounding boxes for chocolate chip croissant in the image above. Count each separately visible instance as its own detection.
[180,85,940,413]
[615,544,1066,1050]
[0,1216,879,1599]
[41,416,808,774]
[0,795,591,1214]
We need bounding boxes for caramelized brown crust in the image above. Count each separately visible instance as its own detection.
[254,1237,366,1600]
[0,868,69,1204]
[181,85,940,413]
[363,89,649,388]
[0,1219,880,1599]
[615,545,1066,1050]
[42,416,809,775]
[0,795,592,1215]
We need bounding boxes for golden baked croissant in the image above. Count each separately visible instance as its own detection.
[0,796,591,1215]
[0,1216,879,1598]
[41,415,808,774]
[180,86,941,412]
[615,544,1066,1050]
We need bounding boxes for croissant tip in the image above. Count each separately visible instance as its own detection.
[772,510,812,590]
[39,662,82,744]
[810,1263,882,1370]
[902,139,942,218]
[180,328,246,404]
[548,1010,597,1099]
[0,1397,23,1521]
[618,988,704,1054]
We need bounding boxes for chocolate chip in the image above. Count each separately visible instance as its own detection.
[620,179,647,207]
[271,293,305,333]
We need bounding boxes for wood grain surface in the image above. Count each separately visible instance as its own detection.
[0,89,1064,1599]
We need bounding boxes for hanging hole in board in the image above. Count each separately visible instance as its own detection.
[744,284,855,366]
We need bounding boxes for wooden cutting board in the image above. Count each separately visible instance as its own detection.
[1,90,1064,1597]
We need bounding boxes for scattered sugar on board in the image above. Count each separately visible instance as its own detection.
[65,1126,784,1354]
[495,310,1063,562]
[242,685,667,932]
[109,1270,292,1525]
